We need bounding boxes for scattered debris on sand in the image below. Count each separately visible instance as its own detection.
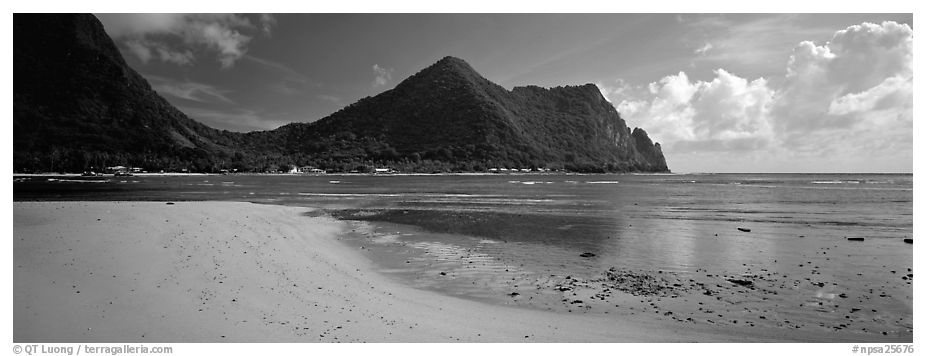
[600,268,678,297]
[727,278,754,287]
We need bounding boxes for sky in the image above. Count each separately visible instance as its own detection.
[95,13,913,173]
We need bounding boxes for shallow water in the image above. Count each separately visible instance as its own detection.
[15,173,913,340]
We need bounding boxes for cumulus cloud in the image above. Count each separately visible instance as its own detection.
[611,69,774,153]
[827,75,912,116]
[600,21,912,172]
[97,14,274,68]
[596,79,643,103]
[774,22,912,133]
[372,64,394,87]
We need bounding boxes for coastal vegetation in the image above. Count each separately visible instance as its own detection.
[14,14,668,174]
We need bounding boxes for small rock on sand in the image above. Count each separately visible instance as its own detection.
[579,252,596,258]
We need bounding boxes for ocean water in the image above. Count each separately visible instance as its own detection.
[14,173,914,340]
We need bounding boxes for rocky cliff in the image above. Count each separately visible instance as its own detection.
[14,14,668,173]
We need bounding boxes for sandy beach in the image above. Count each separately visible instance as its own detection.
[14,201,897,342]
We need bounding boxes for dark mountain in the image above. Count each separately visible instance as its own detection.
[249,56,668,172]
[13,14,669,173]
[14,14,245,172]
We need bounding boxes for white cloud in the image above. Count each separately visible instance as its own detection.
[827,75,912,116]
[773,21,912,133]
[126,39,193,65]
[613,69,774,153]
[97,14,187,36]
[155,46,195,65]
[694,43,713,55]
[372,64,394,87]
[124,40,152,63]
[600,21,912,172]
[596,79,633,103]
[259,14,276,37]
[682,14,839,75]
[97,14,273,68]
[146,75,235,104]
[197,22,250,68]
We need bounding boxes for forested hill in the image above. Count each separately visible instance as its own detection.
[14,14,244,173]
[14,14,668,174]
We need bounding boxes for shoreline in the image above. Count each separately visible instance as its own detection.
[337,216,912,342]
[12,172,647,179]
[14,201,902,342]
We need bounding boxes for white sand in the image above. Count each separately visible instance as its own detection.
[14,201,842,342]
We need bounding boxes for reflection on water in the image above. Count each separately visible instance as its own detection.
[15,173,913,339]
[15,173,912,264]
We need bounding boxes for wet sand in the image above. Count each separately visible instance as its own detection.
[340,218,913,342]
[13,201,901,342]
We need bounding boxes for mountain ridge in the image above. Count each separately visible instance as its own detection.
[14,13,244,172]
[13,14,669,174]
